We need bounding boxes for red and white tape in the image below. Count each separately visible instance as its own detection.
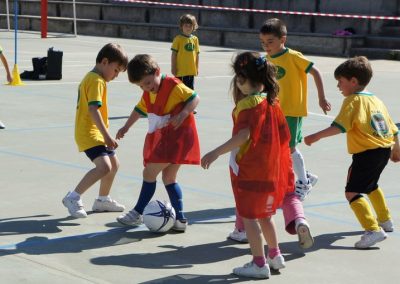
[115,0,400,21]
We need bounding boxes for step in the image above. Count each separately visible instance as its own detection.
[350,47,400,60]
[365,36,400,49]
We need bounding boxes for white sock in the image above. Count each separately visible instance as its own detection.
[97,195,112,202]
[68,191,81,200]
[291,149,308,183]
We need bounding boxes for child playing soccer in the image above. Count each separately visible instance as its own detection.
[171,14,200,90]
[116,54,200,232]
[202,51,294,278]
[260,18,331,198]
[228,18,326,249]
[304,56,400,249]
[62,43,128,218]
[0,44,13,129]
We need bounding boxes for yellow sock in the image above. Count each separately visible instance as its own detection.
[368,187,391,223]
[350,196,379,231]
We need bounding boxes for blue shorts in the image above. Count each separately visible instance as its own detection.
[84,145,115,161]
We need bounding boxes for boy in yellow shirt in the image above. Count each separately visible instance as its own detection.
[259,18,331,200]
[62,43,128,218]
[305,56,400,248]
[171,14,200,90]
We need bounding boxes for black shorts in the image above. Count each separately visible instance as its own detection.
[84,145,115,161]
[345,147,391,194]
[177,76,194,90]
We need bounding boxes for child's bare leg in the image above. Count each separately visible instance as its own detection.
[75,155,112,195]
[243,217,264,257]
[259,216,286,269]
[98,155,119,196]
[143,163,169,182]
[259,216,278,249]
[162,164,180,185]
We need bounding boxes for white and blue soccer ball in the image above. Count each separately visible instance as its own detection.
[143,200,176,233]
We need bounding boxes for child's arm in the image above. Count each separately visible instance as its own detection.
[304,125,342,146]
[89,105,118,149]
[390,135,400,162]
[171,51,177,76]
[309,66,331,115]
[116,108,141,140]
[0,53,12,83]
[201,128,250,169]
[170,95,200,130]
[196,53,199,75]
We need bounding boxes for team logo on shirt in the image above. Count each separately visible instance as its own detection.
[370,112,389,137]
[184,43,195,51]
[275,66,286,79]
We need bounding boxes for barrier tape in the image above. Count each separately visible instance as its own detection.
[114,0,400,21]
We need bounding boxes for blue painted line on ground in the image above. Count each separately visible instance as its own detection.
[1,148,399,251]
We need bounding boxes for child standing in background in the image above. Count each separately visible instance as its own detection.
[305,56,400,249]
[0,44,13,129]
[171,14,200,90]
[202,51,294,278]
[116,54,200,232]
[62,43,128,218]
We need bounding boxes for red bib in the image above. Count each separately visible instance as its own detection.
[231,100,294,218]
[142,76,200,165]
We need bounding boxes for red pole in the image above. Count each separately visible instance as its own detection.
[41,0,47,38]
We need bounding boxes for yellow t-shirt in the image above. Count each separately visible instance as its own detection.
[75,71,108,151]
[171,34,200,77]
[267,48,313,117]
[135,77,196,116]
[332,92,398,154]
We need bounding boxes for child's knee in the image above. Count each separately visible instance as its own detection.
[96,162,113,176]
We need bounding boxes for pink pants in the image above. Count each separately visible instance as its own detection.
[235,192,305,235]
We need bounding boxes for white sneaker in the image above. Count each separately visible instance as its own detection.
[0,120,5,129]
[62,192,87,218]
[294,180,312,201]
[172,219,188,232]
[233,261,270,279]
[267,254,286,270]
[92,198,125,212]
[117,209,143,226]
[355,228,387,249]
[307,171,318,187]
[379,219,394,232]
[295,219,314,249]
[228,228,248,243]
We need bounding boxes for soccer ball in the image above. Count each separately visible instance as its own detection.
[143,200,176,233]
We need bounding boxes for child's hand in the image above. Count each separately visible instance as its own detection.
[304,134,319,146]
[169,112,187,130]
[7,74,12,83]
[319,98,331,115]
[105,136,118,150]
[201,151,219,169]
[390,146,400,162]
[116,126,129,140]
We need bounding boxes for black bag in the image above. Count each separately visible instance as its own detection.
[20,47,63,80]
[32,57,48,79]
[46,47,63,80]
